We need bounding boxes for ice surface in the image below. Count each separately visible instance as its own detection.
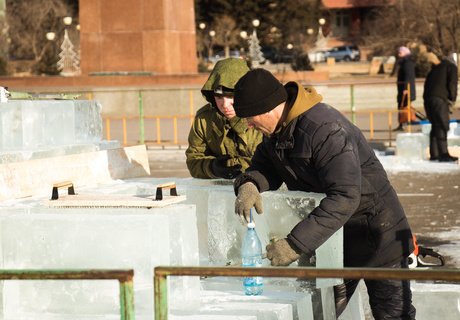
[199,277,313,320]
[0,202,200,319]
[376,153,460,174]
[411,282,460,320]
[396,133,429,160]
[0,100,102,152]
[172,289,295,320]
[421,122,460,138]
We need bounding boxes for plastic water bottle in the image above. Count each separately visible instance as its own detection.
[241,210,263,295]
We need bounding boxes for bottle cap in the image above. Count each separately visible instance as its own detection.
[247,222,255,228]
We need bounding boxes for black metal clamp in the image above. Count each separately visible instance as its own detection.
[50,181,76,200]
[155,182,178,201]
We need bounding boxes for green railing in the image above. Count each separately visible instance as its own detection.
[0,269,135,320]
[154,266,460,320]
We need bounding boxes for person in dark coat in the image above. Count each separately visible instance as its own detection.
[395,46,416,131]
[232,69,416,319]
[423,53,458,162]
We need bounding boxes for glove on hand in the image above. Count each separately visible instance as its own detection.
[211,157,242,179]
[235,182,263,224]
[266,238,301,266]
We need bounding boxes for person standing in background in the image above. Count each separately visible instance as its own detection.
[186,58,263,179]
[423,53,458,162]
[395,46,416,131]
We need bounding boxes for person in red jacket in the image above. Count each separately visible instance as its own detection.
[232,68,416,319]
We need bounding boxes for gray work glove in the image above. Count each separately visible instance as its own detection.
[266,238,301,266]
[211,156,242,179]
[235,182,263,224]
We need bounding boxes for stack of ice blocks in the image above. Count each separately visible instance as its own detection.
[0,100,119,163]
[168,178,357,320]
[0,186,200,320]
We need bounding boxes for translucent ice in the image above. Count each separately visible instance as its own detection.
[396,133,429,160]
[0,100,102,152]
[0,202,200,319]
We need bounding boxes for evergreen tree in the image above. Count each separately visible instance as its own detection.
[248,30,264,67]
[57,29,79,75]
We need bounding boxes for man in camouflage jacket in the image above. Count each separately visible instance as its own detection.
[186,58,262,179]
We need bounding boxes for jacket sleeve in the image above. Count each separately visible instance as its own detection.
[185,116,217,179]
[234,140,283,194]
[288,121,362,255]
[234,129,263,172]
[447,62,458,102]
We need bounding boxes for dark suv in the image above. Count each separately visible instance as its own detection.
[324,45,360,62]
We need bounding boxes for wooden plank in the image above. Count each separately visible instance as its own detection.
[46,193,186,208]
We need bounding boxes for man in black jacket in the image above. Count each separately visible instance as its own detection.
[423,53,458,162]
[233,69,416,319]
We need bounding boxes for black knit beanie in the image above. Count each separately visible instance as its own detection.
[234,68,287,118]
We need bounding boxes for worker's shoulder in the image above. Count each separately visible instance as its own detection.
[195,103,215,117]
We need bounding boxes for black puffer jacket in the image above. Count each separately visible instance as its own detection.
[397,55,416,103]
[235,82,414,267]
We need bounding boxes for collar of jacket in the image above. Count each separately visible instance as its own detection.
[228,114,249,133]
[211,106,248,137]
[274,82,322,149]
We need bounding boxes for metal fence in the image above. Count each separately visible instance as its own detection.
[0,269,135,320]
[154,265,460,320]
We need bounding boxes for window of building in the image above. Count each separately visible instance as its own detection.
[335,10,350,27]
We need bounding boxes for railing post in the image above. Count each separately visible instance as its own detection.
[106,118,111,141]
[189,90,194,126]
[154,271,168,320]
[156,117,161,144]
[388,111,393,147]
[119,278,135,320]
[122,117,128,146]
[407,83,412,133]
[173,117,178,144]
[369,112,374,140]
[138,91,145,144]
[350,84,356,124]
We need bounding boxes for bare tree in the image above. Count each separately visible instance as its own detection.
[212,14,240,58]
[6,0,71,73]
[362,0,460,57]
[0,14,8,75]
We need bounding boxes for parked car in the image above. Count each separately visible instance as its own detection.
[261,46,295,64]
[324,45,360,62]
[308,50,326,63]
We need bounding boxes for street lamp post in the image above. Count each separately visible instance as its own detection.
[198,22,206,61]
[240,30,248,58]
[316,18,327,50]
[208,30,216,60]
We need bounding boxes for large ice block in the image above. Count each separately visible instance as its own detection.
[0,100,102,151]
[0,145,150,200]
[0,200,200,319]
[199,277,313,320]
[174,179,342,288]
[171,289,295,320]
[411,282,460,320]
[396,133,429,160]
